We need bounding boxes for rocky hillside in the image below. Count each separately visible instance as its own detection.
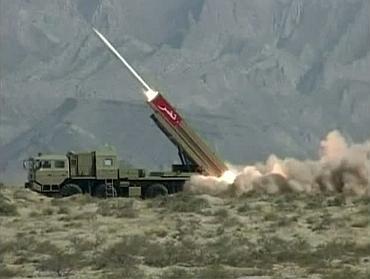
[1,0,370,182]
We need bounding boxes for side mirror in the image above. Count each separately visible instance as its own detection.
[22,160,28,170]
[34,161,41,169]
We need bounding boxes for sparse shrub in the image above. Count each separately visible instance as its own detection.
[305,194,326,209]
[50,198,65,207]
[70,237,96,253]
[63,211,96,222]
[142,236,209,267]
[351,218,369,228]
[314,241,370,265]
[312,211,335,231]
[214,208,229,218]
[238,190,257,199]
[142,239,180,267]
[42,207,54,215]
[100,267,145,279]
[211,208,240,228]
[174,218,200,240]
[276,215,298,227]
[28,210,40,217]
[195,265,239,279]
[323,268,366,279]
[98,234,209,268]
[11,234,38,258]
[223,216,241,228]
[254,236,312,266]
[33,241,58,255]
[38,245,80,277]
[58,214,72,222]
[12,188,33,201]
[0,241,13,258]
[352,196,370,205]
[326,195,346,207]
[150,192,210,213]
[145,227,168,238]
[263,211,279,222]
[165,265,233,279]
[162,267,193,279]
[273,192,301,204]
[0,192,17,216]
[216,225,224,236]
[92,233,104,253]
[68,194,96,205]
[67,234,102,258]
[201,235,316,269]
[0,264,16,278]
[57,206,70,215]
[96,235,145,268]
[237,202,251,213]
[97,199,138,218]
[357,205,370,216]
[205,236,253,267]
[51,194,96,208]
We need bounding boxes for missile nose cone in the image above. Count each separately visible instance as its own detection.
[93,28,104,40]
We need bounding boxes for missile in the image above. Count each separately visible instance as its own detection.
[93,28,228,177]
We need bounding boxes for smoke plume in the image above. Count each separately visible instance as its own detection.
[185,130,370,197]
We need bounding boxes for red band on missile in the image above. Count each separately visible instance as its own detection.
[151,94,182,126]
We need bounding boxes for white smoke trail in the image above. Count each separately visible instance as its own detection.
[185,130,370,197]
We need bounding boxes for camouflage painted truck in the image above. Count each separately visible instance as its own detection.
[23,29,229,198]
[24,145,194,198]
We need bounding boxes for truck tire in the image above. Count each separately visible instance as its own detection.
[145,183,168,198]
[96,184,117,198]
[61,183,82,197]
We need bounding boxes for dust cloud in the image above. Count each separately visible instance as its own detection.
[185,131,370,197]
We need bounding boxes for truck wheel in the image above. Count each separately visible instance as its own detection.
[61,183,82,197]
[145,184,168,198]
[96,184,117,198]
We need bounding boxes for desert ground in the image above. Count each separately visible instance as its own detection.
[0,184,369,279]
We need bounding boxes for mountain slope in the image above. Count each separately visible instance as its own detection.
[1,0,369,183]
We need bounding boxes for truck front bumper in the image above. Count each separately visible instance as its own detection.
[24,181,42,192]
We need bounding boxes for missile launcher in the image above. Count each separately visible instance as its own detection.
[149,94,227,176]
[93,28,228,177]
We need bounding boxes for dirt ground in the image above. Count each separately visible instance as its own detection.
[0,184,369,279]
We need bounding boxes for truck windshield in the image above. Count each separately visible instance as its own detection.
[23,159,41,170]
[40,160,51,169]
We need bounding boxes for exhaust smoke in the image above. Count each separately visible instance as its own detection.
[186,130,370,197]
[92,29,369,197]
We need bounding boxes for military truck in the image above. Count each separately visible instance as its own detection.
[23,145,195,198]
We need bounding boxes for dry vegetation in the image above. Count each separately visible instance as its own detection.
[0,185,369,278]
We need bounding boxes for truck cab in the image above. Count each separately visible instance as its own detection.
[23,146,120,197]
[23,154,69,194]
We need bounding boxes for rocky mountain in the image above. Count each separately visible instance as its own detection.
[0,0,369,183]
